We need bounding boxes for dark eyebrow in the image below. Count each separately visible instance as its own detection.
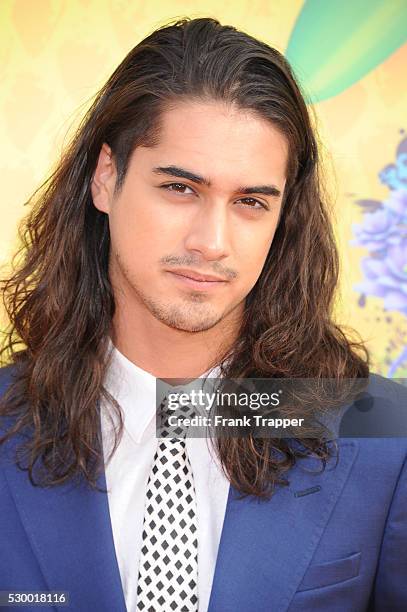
[152,165,282,198]
[152,166,210,187]
[237,185,281,198]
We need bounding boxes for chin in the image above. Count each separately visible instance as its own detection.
[144,295,225,332]
[165,316,221,333]
[159,309,223,333]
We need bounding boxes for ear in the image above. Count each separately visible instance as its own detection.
[91,143,117,214]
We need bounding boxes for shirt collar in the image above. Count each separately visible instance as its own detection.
[103,337,222,444]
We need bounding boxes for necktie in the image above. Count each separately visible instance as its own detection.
[136,397,199,612]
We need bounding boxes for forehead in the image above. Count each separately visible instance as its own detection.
[133,99,288,187]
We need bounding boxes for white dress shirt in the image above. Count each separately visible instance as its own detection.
[100,341,231,612]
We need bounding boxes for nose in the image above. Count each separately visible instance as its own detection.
[184,199,232,261]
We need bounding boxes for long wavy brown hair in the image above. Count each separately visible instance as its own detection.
[0,17,369,498]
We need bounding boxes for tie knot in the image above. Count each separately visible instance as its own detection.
[157,395,196,440]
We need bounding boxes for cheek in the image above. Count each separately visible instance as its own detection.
[109,198,181,268]
[237,232,273,283]
[112,201,155,242]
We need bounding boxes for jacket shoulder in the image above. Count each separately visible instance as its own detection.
[0,362,20,393]
[0,363,23,437]
[338,372,407,442]
[367,371,407,400]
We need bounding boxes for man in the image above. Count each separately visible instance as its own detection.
[0,16,406,612]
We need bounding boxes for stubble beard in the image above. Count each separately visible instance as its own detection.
[113,253,225,332]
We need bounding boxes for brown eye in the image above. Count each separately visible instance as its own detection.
[163,183,195,194]
[236,198,267,210]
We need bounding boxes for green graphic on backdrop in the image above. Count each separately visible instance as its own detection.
[286,0,407,102]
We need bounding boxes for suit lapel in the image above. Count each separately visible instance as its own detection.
[3,408,359,612]
[208,440,359,612]
[2,432,126,612]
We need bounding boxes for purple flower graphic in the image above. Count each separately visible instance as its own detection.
[379,137,407,191]
[351,135,407,376]
[383,189,407,219]
[351,207,404,252]
[354,242,407,314]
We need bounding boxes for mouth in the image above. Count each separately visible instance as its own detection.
[166,269,229,291]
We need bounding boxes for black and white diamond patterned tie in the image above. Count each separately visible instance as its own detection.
[136,397,199,612]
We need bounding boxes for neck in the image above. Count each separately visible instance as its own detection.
[110,299,243,380]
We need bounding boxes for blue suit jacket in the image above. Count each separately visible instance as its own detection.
[1,363,407,612]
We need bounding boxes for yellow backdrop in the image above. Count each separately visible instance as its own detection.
[0,0,406,375]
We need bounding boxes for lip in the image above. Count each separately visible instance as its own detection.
[166,269,229,291]
[168,268,229,282]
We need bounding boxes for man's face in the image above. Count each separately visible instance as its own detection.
[92,99,288,333]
